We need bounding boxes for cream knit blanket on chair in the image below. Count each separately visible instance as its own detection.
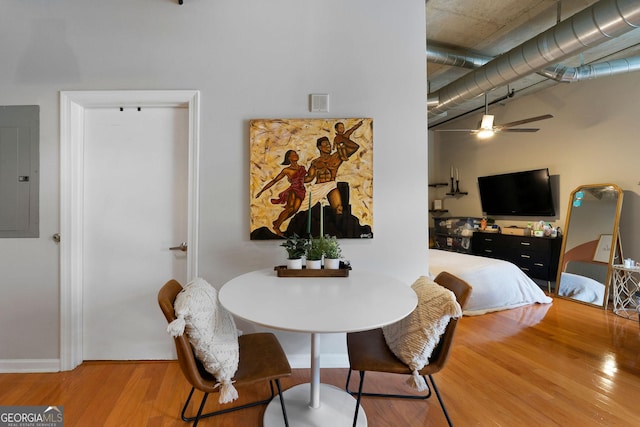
[166,278,240,404]
[382,276,462,391]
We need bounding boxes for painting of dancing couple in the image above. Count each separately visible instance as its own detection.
[250,118,373,240]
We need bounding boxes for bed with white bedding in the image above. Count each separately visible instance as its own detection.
[428,249,552,316]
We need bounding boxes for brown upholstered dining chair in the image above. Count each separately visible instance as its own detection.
[158,279,291,426]
[345,271,472,427]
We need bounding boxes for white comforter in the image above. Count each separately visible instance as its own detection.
[428,249,553,316]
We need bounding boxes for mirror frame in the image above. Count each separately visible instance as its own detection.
[555,183,624,308]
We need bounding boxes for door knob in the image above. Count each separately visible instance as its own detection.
[169,242,188,252]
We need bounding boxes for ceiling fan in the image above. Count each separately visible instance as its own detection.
[435,93,553,139]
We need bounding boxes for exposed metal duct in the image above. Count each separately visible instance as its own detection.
[426,43,492,106]
[427,41,492,69]
[428,40,640,85]
[428,0,640,117]
[427,94,439,107]
[540,56,640,81]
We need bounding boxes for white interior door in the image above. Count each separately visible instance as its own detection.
[82,107,188,360]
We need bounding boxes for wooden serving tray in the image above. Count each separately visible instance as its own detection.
[274,265,350,277]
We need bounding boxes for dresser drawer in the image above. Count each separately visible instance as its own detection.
[471,232,562,281]
[516,259,550,278]
[511,237,549,251]
[515,247,550,265]
[472,234,507,257]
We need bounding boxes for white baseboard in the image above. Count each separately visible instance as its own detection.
[0,354,350,373]
[0,359,61,373]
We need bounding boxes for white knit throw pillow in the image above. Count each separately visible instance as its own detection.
[382,276,462,391]
[166,278,240,404]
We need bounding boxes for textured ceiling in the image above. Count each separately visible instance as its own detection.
[426,0,640,127]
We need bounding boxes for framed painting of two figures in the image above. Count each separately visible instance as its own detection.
[250,118,373,240]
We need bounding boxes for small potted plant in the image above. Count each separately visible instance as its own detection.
[322,235,342,269]
[280,233,308,270]
[305,237,324,269]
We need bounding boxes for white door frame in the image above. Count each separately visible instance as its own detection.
[59,90,200,371]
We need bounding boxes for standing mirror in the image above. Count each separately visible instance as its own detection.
[556,184,623,307]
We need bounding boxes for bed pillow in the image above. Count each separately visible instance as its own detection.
[166,277,240,404]
[382,276,462,391]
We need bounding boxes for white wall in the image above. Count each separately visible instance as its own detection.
[0,0,428,369]
[430,71,640,262]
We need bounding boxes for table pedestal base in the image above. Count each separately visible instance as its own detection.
[264,383,367,426]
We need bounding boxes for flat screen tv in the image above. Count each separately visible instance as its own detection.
[477,168,555,216]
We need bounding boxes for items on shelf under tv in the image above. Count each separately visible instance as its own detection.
[477,168,555,216]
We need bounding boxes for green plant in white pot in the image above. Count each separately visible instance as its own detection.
[280,233,308,270]
[305,237,324,269]
[322,235,342,269]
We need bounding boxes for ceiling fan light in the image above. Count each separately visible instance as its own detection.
[480,114,494,130]
[477,129,494,139]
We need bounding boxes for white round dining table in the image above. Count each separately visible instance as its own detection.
[219,268,418,427]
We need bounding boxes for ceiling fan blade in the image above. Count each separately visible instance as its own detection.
[495,114,553,130]
[433,128,476,132]
[435,114,551,135]
[498,128,539,133]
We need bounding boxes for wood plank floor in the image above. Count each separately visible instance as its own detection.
[1,297,640,426]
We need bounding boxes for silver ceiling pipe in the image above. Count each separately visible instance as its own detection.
[426,42,493,107]
[428,0,640,117]
[429,42,640,84]
[427,41,492,69]
[427,93,439,107]
[540,56,640,81]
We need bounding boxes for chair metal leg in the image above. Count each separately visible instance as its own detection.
[180,386,210,427]
[345,367,353,392]
[353,371,365,427]
[180,380,288,425]
[275,379,289,427]
[345,370,454,427]
[193,391,209,427]
[346,369,432,400]
[180,387,200,423]
[428,375,453,427]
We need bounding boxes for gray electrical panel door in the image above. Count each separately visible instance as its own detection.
[0,105,39,238]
